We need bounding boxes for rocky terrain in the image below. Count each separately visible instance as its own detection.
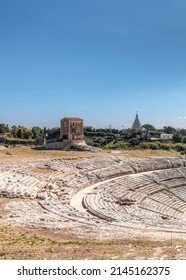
[1,156,186,243]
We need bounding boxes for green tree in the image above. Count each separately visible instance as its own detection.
[11,125,18,137]
[172,132,182,143]
[17,126,32,139]
[179,129,186,137]
[163,126,176,134]
[182,136,186,143]
[130,129,143,138]
[48,127,60,139]
[22,127,32,139]
[31,126,42,139]
[120,129,142,139]
[142,124,156,140]
[17,126,23,138]
[0,123,9,134]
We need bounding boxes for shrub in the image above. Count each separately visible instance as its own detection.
[182,136,186,143]
[103,140,130,150]
[158,143,171,150]
[174,143,185,152]
[129,138,140,146]
[139,142,150,149]
[148,143,159,150]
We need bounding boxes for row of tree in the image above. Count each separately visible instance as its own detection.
[85,125,186,143]
[1,122,186,143]
[103,140,186,153]
[0,124,60,140]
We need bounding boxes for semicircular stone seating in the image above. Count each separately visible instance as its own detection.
[0,156,186,232]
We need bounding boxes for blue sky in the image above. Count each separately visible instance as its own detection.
[1,0,186,129]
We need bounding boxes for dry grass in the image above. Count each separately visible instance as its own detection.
[0,227,185,260]
[0,146,179,163]
[0,146,96,163]
[112,149,179,158]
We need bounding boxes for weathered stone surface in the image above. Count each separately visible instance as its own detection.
[60,117,84,141]
[0,156,186,236]
[5,151,13,155]
[0,146,7,150]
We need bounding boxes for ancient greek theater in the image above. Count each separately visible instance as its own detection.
[1,155,186,243]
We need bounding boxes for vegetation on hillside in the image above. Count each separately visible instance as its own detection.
[84,125,186,153]
[0,124,60,142]
[1,122,186,153]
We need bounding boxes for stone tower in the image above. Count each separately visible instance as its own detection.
[60,117,84,141]
[132,113,142,129]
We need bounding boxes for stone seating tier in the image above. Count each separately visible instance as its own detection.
[1,156,186,232]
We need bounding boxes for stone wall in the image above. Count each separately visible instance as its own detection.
[60,117,83,141]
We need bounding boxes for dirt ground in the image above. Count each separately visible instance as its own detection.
[0,146,185,260]
[0,226,186,260]
[0,146,179,163]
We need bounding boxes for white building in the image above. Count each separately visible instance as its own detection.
[160,133,173,140]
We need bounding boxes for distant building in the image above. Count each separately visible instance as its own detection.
[160,133,173,140]
[132,113,142,129]
[60,117,84,141]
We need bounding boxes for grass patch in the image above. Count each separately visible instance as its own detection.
[0,252,6,257]
[0,227,186,259]
[47,240,96,247]
[116,149,179,158]
[0,230,96,247]
[0,146,96,160]
[0,146,179,161]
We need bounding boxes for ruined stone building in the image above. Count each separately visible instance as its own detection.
[60,117,84,141]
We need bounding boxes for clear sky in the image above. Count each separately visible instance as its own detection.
[1,0,186,129]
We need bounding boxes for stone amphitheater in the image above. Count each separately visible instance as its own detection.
[1,155,186,240]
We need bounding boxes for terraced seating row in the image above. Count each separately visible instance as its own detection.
[23,159,76,178]
[171,186,186,201]
[116,175,152,190]
[76,157,185,174]
[140,196,183,220]
[161,178,186,188]
[39,196,104,226]
[81,166,186,228]
[0,170,47,199]
[129,158,171,172]
[1,156,186,232]
[89,166,134,180]
[147,168,185,183]
[76,156,125,171]
[82,195,117,222]
[179,167,186,177]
